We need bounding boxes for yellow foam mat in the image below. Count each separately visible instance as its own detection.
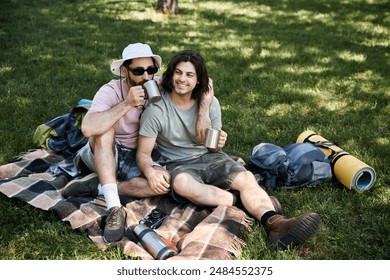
[296,130,376,192]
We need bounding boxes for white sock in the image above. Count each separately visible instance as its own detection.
[98,184,104,196]
[100,183,121,210]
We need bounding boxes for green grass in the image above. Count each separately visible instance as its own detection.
[1,0,389,260]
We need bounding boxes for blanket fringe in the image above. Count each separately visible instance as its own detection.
[15,149,51,161]
[242,215,256,233]
[228,215,255,259]
[228,236,247,259]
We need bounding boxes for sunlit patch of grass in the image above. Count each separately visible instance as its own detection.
[0,65,12,75]
[0,0,389,261]
[338,51,366,62]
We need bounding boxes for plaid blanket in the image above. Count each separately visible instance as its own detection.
[0,149,254,260]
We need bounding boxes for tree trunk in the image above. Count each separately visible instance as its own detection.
[156,0,179,14]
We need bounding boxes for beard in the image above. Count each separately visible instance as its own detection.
[127,77,148,87]
[125,69,149,87]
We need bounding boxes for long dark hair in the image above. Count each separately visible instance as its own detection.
[161,50,209,100]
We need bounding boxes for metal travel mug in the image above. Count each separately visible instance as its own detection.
[204,128,221,149]
[133,224,178,260]
[143,80,162,103]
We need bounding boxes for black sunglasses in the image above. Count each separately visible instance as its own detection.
[126,66,158,76]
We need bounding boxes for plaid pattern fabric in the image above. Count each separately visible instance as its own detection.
[0,149,254,260]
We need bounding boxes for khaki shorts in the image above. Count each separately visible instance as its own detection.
[165,151,246,202]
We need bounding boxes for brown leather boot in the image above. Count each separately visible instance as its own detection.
[265,212,320,249]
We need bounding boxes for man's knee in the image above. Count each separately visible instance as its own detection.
[232,170,257,190]
[172,172,195,196]
[173,172,189,189]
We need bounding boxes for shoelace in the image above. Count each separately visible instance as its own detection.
[107,208,123,227]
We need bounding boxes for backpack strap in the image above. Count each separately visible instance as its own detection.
[302,133,345,159]
[329,151,350,170]
[302,133,352,172]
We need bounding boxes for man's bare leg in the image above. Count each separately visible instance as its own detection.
[231,170,320,249]
[117,177,165,197]
[230,170,275,220]
[172,172,235,206]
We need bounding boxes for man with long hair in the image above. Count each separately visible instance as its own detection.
[136,50,320,249]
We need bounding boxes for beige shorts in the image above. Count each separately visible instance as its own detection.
[78,142,119,172]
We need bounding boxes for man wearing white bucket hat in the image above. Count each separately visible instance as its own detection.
[62,43,213,243]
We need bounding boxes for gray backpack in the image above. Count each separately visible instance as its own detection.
[247,142,333,189]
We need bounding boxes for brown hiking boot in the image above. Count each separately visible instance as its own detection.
[265,212,320,249]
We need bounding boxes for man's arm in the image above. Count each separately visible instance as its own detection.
[136,135,170,194]
[81,102,133,137]
[82,85,145,137]
[196,78,214,144]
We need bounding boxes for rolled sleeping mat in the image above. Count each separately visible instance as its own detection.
[296,130,376,192]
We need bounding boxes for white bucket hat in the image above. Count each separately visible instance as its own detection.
[110,43,162,76]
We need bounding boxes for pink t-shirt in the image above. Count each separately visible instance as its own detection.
[89,79,147,148]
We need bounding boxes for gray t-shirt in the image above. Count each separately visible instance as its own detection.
[139,90,222,163]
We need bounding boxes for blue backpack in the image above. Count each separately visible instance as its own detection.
[32,99,92,158]
[248,142,333,189]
